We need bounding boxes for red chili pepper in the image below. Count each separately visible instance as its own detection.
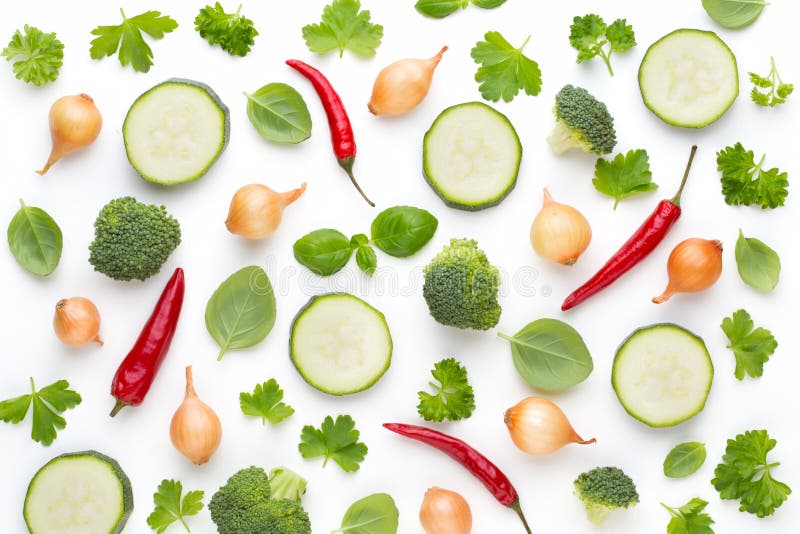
[110,268,185,416]
[562,146,698,311]
[384,423,533,534]
[286,59,375,207]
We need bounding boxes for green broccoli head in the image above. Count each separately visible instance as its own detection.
[548,84,616,155]
[574,466,639,525]
[88,196,181,281]
[423,238,501,331]
[265,499,311,534]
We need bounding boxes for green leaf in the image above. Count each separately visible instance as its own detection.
[662,498,715,534]
[663,442,707,478]
[302,0,383,58]
[240,379,295,424]
[89,9,178,73]
[244,83,312,144]
[333,493,399,534]
[268,467,308,502]
[293,229,353,276]
[147,479,204,533]
[355,246,377,276]
[499,318,593,391]
[298,414,368,472]
[371,206,438,257]
[7,199,62,276]
[721,309,777,380]
[195,2,258,57]
[702,0,767,29]
[569,14,635,76]
[472,0,507,8]
[205,266,277,360]
[735,230,780,292]
[593,149,658,209]
[471,31,542,102]
[417,358,475,422]
[749,57,793,107]
[415,0,468,18]
[717,143,788,209]
[606,19,636,53]
[0,377,81,446]
[2,25,63,86]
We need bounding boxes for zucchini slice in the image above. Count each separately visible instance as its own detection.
[123,78,230,185]
[290,293,392,395]
[423,102,521,211]
[639,29,738,128]
[612,324,713,428]
[24,450,133,534]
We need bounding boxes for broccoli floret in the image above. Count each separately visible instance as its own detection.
[547,84,616,155]
[265,499,311,534]
[423,238,501,331]
[574,466,639,525]
[88,196,181,281]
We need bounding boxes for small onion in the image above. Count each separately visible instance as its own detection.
[53,297,103,347]
[170,366,222,465]
[505,397,596,455]
[225,182,306,239]
[653,238,723,303]
[368,46,448,116]
[420,487,472,534]
[37,94,102,175]
[530,188,591,265]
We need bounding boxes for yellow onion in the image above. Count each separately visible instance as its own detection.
[225,182,306,239]
[53,297,103,347]
[420,487,472,534]
[170,366,222,465]
[368,46,448,116]
[653,238,723,303]
[530,188,591,265]
[505,397,596,455]
[37,94,102,175]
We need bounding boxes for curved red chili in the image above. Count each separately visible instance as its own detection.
[110,268,185,416]
[286,59,375,207]
[384,423,533,533]
[562,146,697,311]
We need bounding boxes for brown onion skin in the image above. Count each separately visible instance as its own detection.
[420,487,472,534]
[37,94,102,175]
[53,297,103,347]
[653,238,723,303]
[170,366,222,465]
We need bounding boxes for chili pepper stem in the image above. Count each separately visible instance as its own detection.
[338,157,375,207]
[509,499,533,534]
[109,399,127,417]
[669,145,698,206]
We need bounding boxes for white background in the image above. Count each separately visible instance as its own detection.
[1,0,798,533]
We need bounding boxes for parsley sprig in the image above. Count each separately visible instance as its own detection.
[661,498,715,534]
[2,25,63,86]
[195,3,258,57]
[470,31,542,102]
[299,415,368,472]
[417,358,475,422]
[593,149,658,209]
[750,56,793,107]
[302,0,383,58]
[721,309,777,380]
[240,379,295,425]
[569,14,636,76]
[0,377,81,446]
[90,9,178,73]
[147,479,204,533]
[717,143,788,209]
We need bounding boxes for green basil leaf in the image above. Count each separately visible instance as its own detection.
[414,0,466,19]
[336,493,398,534]
[7,199,62,276]
[245,82,312,144]
[472,0,507,9]
[370,206,438,257]
[293,229,352,276]
[205,266,277,360]
[735,229,780,292]
[356,246,377,276]
[664,441,707,478]
[350,233,369,248]
[702,0,767,29]
[499,318,593,391]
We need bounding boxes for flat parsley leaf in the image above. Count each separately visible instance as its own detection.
[240,379,295,425]
[195,3,258,57]
[299,415,368,472]
[0,378,81,446]
[471,31,542,102]
[712,429,791,517]
[661,498,715,534]
[90,9,178,73]
[593,149,658,209]
[302,0,383,58]
[721,309,777,380]
[417,358,475,422]
[2,25,63,86]
[147,479,204,533]
[717,143,788,209]
[569,14,636,76]
[749,56,793,107]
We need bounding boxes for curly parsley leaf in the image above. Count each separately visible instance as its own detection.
[721,309,777,380]
[569,14,635,76]
[299,414,368,472]
[717,143,788,209]
[593,149,658,209]
[712,429,791,517]
[89,9,178,73]
[302,0,383,58]
[750,56,793,107]
[661,498,715,534]
[417,358,475,422]
[2,25,63,86]
[147,479,204,533]
[471,32,542,102]
[0,378,81,446]
[239,379,295,425]
[195,3,258,57]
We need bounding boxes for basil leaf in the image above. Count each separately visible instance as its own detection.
[499,318,593,391]
[245,82,312,144]
[414,0,466,19]
[336,493,398,534]
[371,206,438,257]
[356,246,377,276]
[735,229,780,292]
[472,0,507,8]
[294,229,352,276]
[7,199,62,276]
[664,442,707,478]
[350,233,369,248]
[702,0,767,29]
[205,266,277,360]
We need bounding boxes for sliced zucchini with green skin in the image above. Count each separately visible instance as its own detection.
[290,293,392,395]
[24,450,133,534]
[123,78,230,185]
[423,102,521,211]
[613,324,713,428]
[639,29,738,128]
